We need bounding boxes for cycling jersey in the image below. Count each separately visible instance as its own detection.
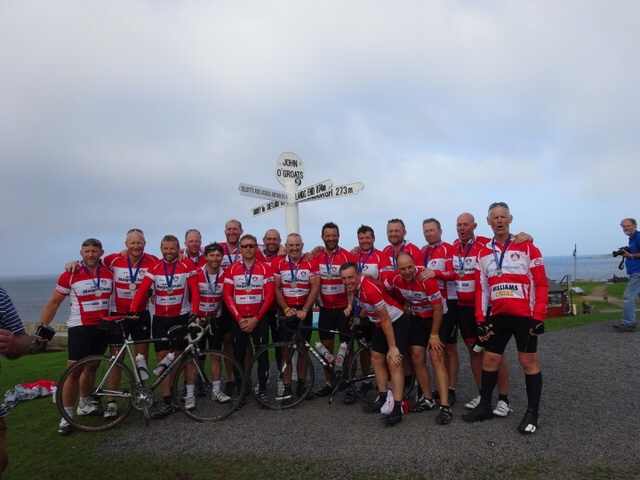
[391,272,445,319]
[223,260,275,322]
[272,255,318,308]
[131,259,198,317]
[193,265,225,317]
[382,242,425,276]
[356,275,404,323]
[56,263,114,327]
[184,250,207,269]
[355,248,391,282]
[423,242,457,300]
[475,238,548,323]
[312,247,356,309]
[103,252,159,314]
[219,242,241,271]
[451,236,489,307]
[256,248,282,268]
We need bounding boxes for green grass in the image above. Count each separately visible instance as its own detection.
[606,282,627,298]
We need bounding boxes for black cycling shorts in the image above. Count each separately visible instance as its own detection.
[457,305,477,345]
[277,310,313,342]
[318,307,347,341]
[439,300,459,344]
[152,314,189,352]
[408,314,433,347]
[371,314,409,356]
[68,325,108,361]
[201,311,234,351]
[105,310,151,346]
[485,315,539,354]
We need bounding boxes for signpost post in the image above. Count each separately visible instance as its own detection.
[238,152,364,234]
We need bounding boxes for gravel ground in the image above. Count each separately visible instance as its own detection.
[103,322,640,479]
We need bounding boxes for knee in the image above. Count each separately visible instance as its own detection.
[518,354,539,373]
[483,353,501,370]
[410,349,424,365]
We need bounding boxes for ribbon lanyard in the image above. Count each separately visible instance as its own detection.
[457,240,474,273]
[358,250,374,273]
[83,263,101,292]
[127,256,142,284]
[243,262,254,288]
[491,236,512,275]
[163,260,178,291]
[288,256,300,283]
[205,268,220,294]
[352,295,361,317]
[393,242,405,270]
[325,251,337,277]
[225,244,237,266]
[191,252,201,265]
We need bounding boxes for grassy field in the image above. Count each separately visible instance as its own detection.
[2,282,627,480]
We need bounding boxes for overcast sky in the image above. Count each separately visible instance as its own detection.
[1,1,638,276]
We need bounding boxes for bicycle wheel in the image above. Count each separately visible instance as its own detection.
[347,345,416,406]
[172,351,246,422]
[56,355,135,432]
[251,341,315,410]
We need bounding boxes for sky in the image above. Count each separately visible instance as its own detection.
[1,1,638,276]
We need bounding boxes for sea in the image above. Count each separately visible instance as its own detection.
[0,254,625,326]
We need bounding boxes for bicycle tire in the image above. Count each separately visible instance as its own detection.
[172,350,246,422]
[56,355,135,432]
[347,345,416,406]
[251,341,315,410]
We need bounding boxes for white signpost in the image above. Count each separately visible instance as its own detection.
[238,152,364,234]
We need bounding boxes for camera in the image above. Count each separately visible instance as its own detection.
[612,247,630,257]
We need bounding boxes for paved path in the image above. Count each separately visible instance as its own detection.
[104,321,640,479]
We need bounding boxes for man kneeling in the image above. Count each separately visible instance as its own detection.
[340,262,407,426]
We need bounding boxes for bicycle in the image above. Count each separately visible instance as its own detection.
[249,316,415,410]
[55,315,245,432]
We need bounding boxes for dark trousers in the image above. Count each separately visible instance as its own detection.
[233,319,269,390]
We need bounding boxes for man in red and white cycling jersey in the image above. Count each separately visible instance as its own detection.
[40,238,113,435]
[183,229,207,269]
[392,252,452,425]
[273,233,320,398]
[223,234,275,398]
[220,219,243,271]
[312,222,356,397]
[381,218,424,286]
[192,242,233,404]
[421,218,459,406]
[453,213,511,415]
[463,202,548,435]
[340,262,406,426]
[130,235,200,417]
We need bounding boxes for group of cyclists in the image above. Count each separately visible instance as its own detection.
[38,201,548,435]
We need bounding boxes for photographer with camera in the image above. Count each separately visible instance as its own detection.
[0,285,45,474]
[612,218,640,332]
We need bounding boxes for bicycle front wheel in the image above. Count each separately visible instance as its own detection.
[251,342,315,410]
[172,351,245,422]
[56,355,135,432]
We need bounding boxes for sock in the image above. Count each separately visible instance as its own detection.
[186,384,195,397]
[480,370,498,408]
[212,380,221,393]
[498,393,509,403]
[64,407,74,418]
[79,396,89,406]
[525,372,543,414]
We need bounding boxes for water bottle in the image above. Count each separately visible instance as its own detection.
[314,342,334,364]
[335,342,348,371]
[135,354,150,380]
[152,352,175,376]
[472,343,485,353]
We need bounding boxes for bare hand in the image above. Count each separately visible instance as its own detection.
[296,309,307,321]
[350,246,361,255]
[386,346,402,367]
[513,232,533,244]
[418,269,436,281]
[245,316,258,333]
[239,317,250,332]
[428,334,444,353]
[0,330,25,356]
[343,305,353,317]
[64,260,79,273]
[277,245,286,256]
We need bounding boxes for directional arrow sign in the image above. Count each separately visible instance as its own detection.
[239,183,287,202]
[299,181,365,203]
[251,199,286,217]
[294,179,333,202]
